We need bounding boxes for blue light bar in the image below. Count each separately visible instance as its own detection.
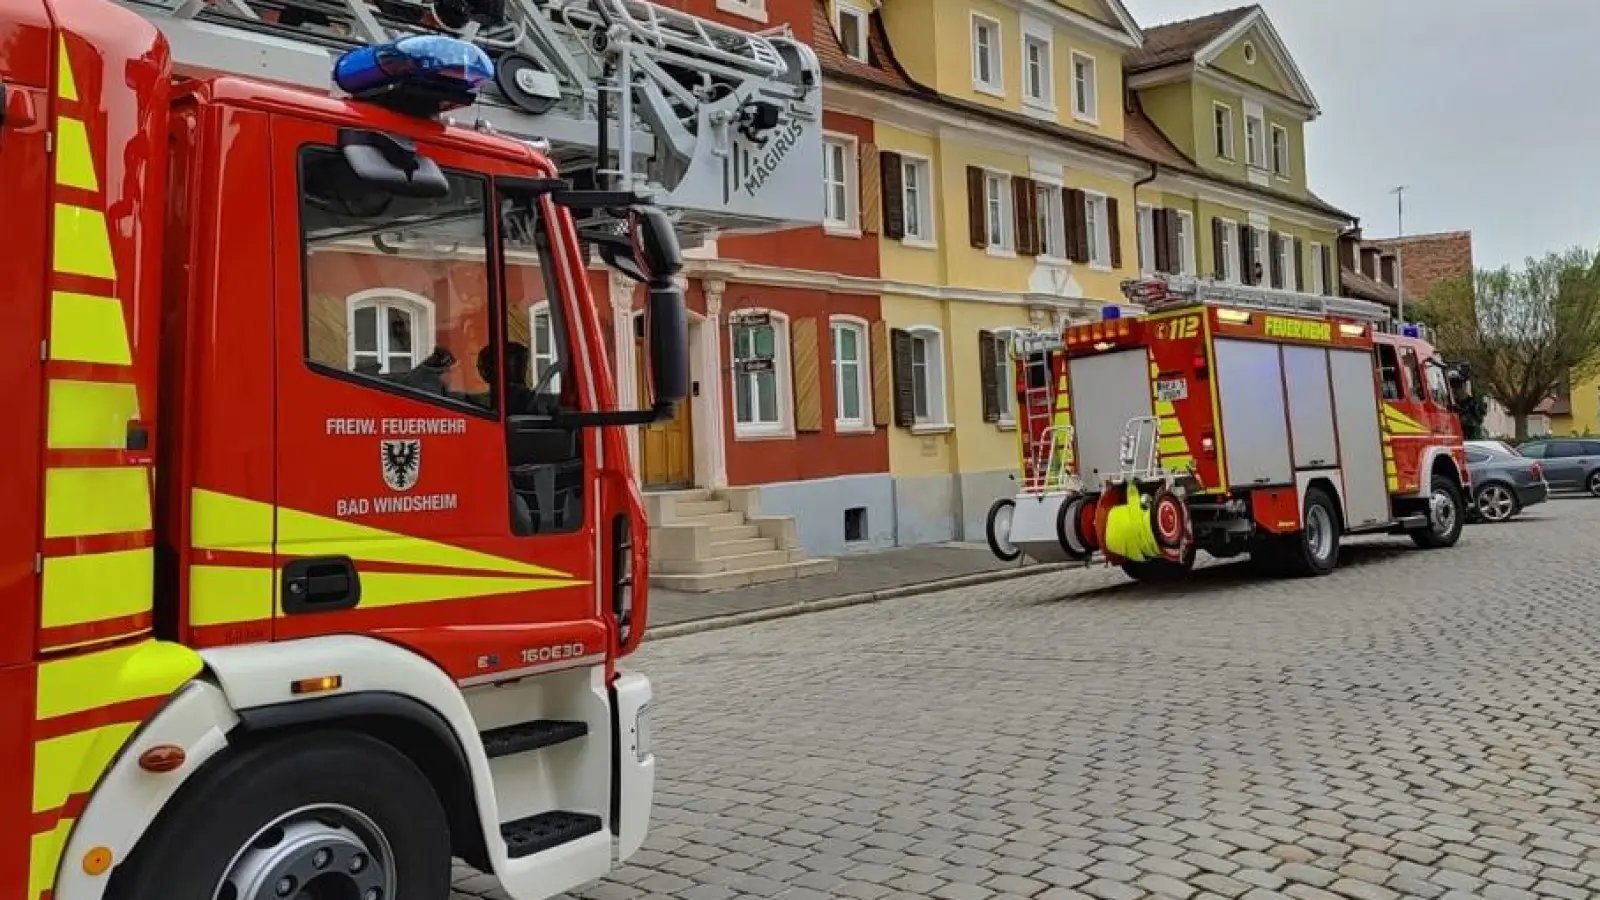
[1401,323,1421,338]
[1102,306,1121,321]
[334,35,494,116]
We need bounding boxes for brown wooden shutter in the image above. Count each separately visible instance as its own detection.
[1067,190,1090,263]
[1293,237,1305,291]
[1239,226,1254,284]
[1338,238,1356,272]
[966,166,987,249]
[880,151,905,241]
[978,330,1000,423]
[870,320,892,426]
[791,317,822,432]
[1211,217,1226,277]
[1321,245,1335,295]
[1152,208,1170,274]
[1106,196,1123,270]
[890,327,916,428]
[1062,189,1081,263]
[858,142,881,235]
[1012,178,1036,255]
[1268,233,1282,288]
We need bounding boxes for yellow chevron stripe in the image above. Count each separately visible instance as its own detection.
[40,549,153,633]
[55,117,97,192]
[189,564,276,627]
[30,819,72,900]
[32,722,139,814]
[1158,436,1190,456]
[44,467,151,538]
[1158,418,1182,436]
[49,291,132,365]
[47,380,139,449]
[53,204,117,280]
[35,640,201,721]
[56,36,77,102]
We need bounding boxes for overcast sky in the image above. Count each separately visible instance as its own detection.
[1120,0,1600,270]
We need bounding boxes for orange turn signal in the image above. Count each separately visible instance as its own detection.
[291,675,343,695]
[137,744,187,774]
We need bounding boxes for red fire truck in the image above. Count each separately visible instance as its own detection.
[985,275,1472,581]
[0,0,820,896]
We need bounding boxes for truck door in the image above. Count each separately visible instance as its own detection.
[267,116,603,680]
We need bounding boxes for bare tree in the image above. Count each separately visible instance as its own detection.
[1423,247,1600,439]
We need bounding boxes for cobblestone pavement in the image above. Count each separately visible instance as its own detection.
[455,499,1600,900]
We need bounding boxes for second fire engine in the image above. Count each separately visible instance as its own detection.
[985,275,1473,581]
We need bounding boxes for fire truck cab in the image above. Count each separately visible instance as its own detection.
[0,0,824,891]
[986,275,1473,582]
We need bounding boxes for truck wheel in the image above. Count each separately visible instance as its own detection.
[111,730,453,900]
[985,498,1022,562]
[1282,487,1340,577]
[1410,474,1465,549]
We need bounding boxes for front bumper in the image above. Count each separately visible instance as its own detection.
[612,669,654,863]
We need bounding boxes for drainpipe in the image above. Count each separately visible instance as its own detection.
[1131,161,1159,279]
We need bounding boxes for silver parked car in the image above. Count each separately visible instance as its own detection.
[1465,441,1549,523]
[1516,438,1600,496]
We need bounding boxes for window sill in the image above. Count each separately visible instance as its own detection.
[1073,111,1100,127]
[1036,254,1071,266]
[835,422,875,435]
[996,419,1017,432]
[901,237,938,251]
[824,224,862,239]
[734,427,795,442]
[986,246,1017,259]
[1022,100,1057,119]
[973,82,1006,99]
[911,422,955,435]
[714,0,767,22]
[1089,261,1113,273]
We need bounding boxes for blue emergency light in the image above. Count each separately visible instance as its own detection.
[334,35,494,116]
[1102,306,1122,321]
[1401,323,1421,338]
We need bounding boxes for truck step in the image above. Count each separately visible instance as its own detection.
[481,720,588,759]
[501,811,604,859]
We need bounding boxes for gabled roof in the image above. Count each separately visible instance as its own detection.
[1072,0,1145,47]
[1366,231,1474,301]
[1128,4,1319,114]
[1126,6,1254,73]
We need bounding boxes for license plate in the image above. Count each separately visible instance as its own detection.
[1155,378,1188,402]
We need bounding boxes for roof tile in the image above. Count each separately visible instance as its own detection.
[1126,5,1257,72]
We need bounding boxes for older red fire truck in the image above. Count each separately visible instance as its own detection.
[0,0,820,896]
[985,275,1472,581]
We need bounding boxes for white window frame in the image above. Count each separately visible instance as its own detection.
[1218,218,1238,283]
[729,309,792,439]
[714,0,767,23]
[987,327,1017,427]
[1070,51,1098,124]
[1271,124,1290,178]
[1083,191,1111,270]
[829,315,872,432]
[527,302,562,394]
[971,14,1003,96]
[346,288,436,375]
[1274,233,1291,289]
[1175,211,1196,277]
[1034,181,1065,260]
[1136,204,1155,274]
[1213,102,1235,160]
[1310,241,1326,294]
[900,154,936,247]
[984,170,1014,253]
[834,2,868,63]
[1245,113,1266,169]
[906,325,950,432]
[821,132,858,234]
[1021,27,1053,111]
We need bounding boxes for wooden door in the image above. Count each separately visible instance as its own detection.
[636,336,693,487]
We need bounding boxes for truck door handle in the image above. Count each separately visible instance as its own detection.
[282,556,361,614]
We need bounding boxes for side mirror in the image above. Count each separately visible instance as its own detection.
[643,283,689,413]
[629,206,684,281]
[338,129,450,198]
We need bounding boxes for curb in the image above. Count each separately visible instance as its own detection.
[645,561,1073,641]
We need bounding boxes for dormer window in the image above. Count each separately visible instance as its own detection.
[836,4,868,63]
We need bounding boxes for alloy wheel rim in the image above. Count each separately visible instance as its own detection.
[1477,486,1513,521]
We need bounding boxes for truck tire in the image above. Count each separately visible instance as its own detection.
[1280,486,1340,577]
[985,498,1022,562]
[1410,474,1466,549]
[1586,469,1600,498]
[1055,494,1092,560]
[111,729,453,900]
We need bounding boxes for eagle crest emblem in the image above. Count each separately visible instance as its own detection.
[380,439,421,492]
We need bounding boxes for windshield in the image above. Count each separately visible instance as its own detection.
[299,147,496,412]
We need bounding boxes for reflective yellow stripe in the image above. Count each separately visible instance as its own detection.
[1161,456,1195,472]
[41,548,152,631]
[35,640,202,721]
[56,36,77,102]
[44,467,151,538]
[53,204,117,280]
[32,722,138,813]
[1158,435,1190,456]
[46,380,139,449]
[189,564,275,627]
[319,571,585,612]
[30,818,72,900]
[55,117,97,191]
[1158,417,1182,436]
[49,291,132,365]
[191,488,274,553]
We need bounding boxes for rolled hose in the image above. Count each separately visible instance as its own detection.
[1103,486,1161,563]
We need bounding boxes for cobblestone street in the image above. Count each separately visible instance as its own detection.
[457,498,1600,900]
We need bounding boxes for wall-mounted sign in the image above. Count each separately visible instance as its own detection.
[735,358,776,374]
[731,310,771,327]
